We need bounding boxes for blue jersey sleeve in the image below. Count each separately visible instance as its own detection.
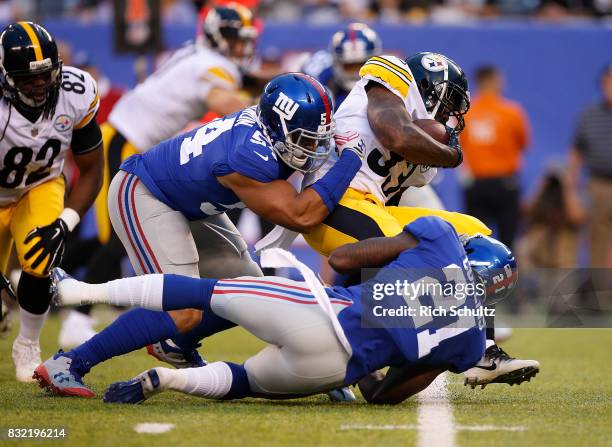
[214,126,288,183]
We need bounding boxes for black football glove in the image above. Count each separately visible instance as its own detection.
[23,218,69,275]
[446,126,463,168]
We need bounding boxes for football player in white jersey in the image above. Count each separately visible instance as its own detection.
[61,4,261,346]
[0,22,103,381]
[260,52,540,387]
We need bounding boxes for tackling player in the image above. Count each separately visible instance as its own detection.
[0,22,103,381]
[37,216,535,402]
[33,73,365,386]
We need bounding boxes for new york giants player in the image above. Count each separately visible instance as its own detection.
[33,73,365,389]
[302,23,382,110]
[41,216,535,401]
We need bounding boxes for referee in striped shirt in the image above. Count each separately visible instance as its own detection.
[569,63,612,267]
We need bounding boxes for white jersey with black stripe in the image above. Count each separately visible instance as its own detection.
[304,55,437,205]
[0,65,99,206]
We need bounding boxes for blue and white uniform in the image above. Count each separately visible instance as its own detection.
[200,216,485,394]
[120,107,291,221]
[107,106,283,277]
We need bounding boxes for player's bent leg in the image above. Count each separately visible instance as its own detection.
[386,206,492,237]
[304,188,403,257]
[192,214,263,278]
[107,170,205,366]
[10,177,64,382]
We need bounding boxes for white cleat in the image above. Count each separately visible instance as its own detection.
[12,335,42,383]
[51,268,84,307]
[58,310,97,349]
[464,344,540,389]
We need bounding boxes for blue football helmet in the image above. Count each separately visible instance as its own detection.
[330,23,382,91]
[464,234,518,305]
[257,73,335,173]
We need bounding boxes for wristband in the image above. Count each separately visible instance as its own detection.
[59,207,80,232]
[310,150,361,212]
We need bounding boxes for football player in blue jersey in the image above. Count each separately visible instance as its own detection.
[31,73,365,394]
[302,23,381,110]
[40,216,537,402]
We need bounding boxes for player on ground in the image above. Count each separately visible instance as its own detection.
[33,72,365,385]
[259,52,540,386]
[61,3,260,345]
[0,22,103,381]
[38,216,533,401]
[302,23,381,110]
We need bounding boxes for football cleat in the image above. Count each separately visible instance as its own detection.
[58,310,97,349]
[104,369,163,404]
[146,339,207,369]
[50,268,82,306]
[327,386,356,403]
[33,351,94,397]
[463,344,540,389]
[12,335,41,382]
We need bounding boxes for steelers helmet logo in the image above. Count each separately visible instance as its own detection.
[421,53,447,72]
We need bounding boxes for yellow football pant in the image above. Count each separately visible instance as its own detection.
[94,123,139,244]
[0,176,65,277]
[304,188,492,257]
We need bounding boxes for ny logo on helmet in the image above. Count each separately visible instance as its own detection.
[273,92,299,122]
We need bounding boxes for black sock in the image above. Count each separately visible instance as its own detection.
[17,272,52,315]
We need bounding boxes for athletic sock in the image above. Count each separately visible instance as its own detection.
[157,361,250,399]
[68,309,179,375]
[18,308,49,342]
[17,272,52,342]
[161,275,217,311]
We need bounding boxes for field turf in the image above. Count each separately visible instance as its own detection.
[0,312,610,447]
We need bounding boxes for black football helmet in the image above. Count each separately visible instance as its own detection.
[0,21,62,118]
[202,3,258,64]
[406,52,470,132]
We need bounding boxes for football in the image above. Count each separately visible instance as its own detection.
[413,118,450,144]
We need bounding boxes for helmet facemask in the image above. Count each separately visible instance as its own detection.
[430,79,470,133]
[272,120,335,173]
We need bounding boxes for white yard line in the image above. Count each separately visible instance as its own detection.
[134,423,175,434]
[416,373,456,447]
[341,373,526,443]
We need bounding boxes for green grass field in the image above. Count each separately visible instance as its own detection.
[0,312,610,447]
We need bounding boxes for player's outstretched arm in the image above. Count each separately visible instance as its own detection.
[358,365,447,405]
[366,83,461,168]
[328,231,418,274]
[218,173,332,233]
[219,145,363,233]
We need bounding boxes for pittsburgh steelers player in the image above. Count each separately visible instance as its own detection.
[60,3,261,346]
[258,52,540,387]
[0,22,103,381]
